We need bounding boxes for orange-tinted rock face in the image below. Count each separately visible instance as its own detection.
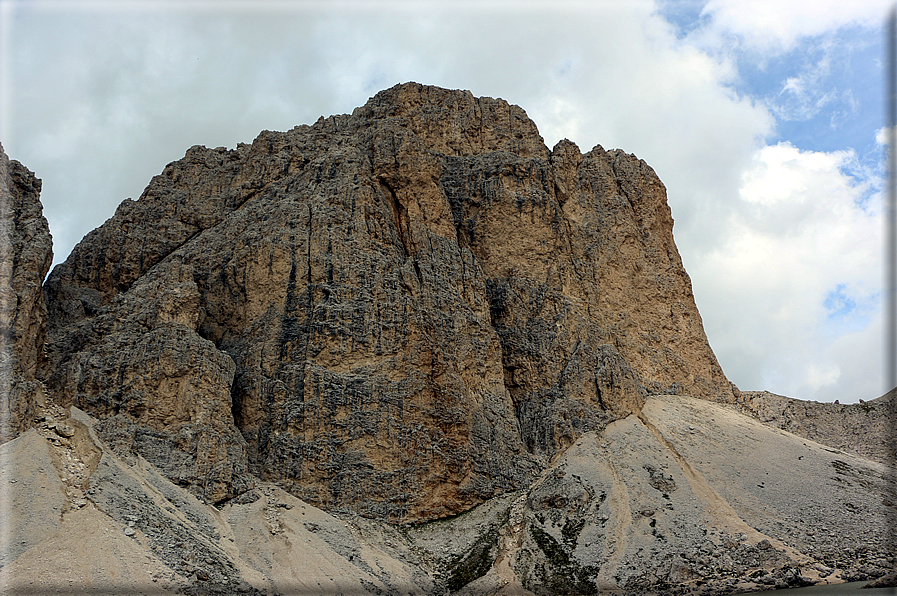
[1,143,53,443]
[42,83,733,521]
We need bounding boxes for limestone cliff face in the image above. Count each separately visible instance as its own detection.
[1,143,52,442]
[43,83,734,521]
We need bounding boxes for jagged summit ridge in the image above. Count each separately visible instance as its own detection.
[42,82,732,522]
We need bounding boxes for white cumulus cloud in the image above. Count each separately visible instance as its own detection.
[693,142,883,401]
[699,0,893,53]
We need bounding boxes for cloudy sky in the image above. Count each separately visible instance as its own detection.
[1,0,891,403]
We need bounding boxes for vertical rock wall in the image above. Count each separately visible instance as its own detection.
[0,143,53,443]
[41,83,734,521]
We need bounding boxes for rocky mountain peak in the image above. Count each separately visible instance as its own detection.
[36,83,736,521]
[352,82,549,159]
[2,86,893,595]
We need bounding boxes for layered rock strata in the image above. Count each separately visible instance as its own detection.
[43,83,733,521]
[0,143,53,443]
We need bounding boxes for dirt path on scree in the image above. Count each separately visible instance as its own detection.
[637,404,811,565]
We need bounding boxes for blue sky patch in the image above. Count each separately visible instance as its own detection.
[823,283,877,335]
[734,27,883,166]
[655,0,711,40]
